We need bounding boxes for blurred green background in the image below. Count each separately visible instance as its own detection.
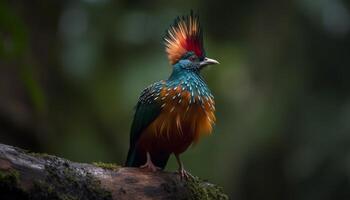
[1,0,350,199]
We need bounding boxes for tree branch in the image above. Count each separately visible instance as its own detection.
[0,143,228,200]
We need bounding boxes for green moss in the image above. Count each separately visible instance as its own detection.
[185,176,229,200]
[0,169,20,187]
[0,161,112,200]
[0,169,27,199]
[30,180,66,200]
[0,155,113,200]
[92,162,120,171]
[33,156,113,200]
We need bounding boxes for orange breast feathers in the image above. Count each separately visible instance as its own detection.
[147,85,215,146]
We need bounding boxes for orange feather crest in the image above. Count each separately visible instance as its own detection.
[164,12,205,65]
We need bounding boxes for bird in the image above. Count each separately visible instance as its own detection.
[125,11,218,178]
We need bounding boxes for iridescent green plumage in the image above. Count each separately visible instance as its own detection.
[125,82,165,167]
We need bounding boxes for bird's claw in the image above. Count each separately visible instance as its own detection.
[178,168,194,180]
[140,162,161,172]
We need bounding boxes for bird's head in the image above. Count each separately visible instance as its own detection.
[164,12,219,71]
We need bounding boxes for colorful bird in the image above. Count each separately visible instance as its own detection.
[125,11,218,178]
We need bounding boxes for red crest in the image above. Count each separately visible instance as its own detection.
[164,12,205,65]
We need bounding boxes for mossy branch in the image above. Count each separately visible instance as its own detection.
[0,143,228,200]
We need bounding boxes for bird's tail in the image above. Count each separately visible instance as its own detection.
[125,147,170,169]
[125,147,142,167]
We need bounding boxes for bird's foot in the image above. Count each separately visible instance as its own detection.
[140,161,161,172]
[178,168,194,180]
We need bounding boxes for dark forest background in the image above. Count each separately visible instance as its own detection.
[1,0,350,199]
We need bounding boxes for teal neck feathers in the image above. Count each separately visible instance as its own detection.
[167,61,213,104]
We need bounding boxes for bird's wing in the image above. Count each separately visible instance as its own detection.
[125,82,163,166]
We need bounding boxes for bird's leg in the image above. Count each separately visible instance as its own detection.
[140,152,161,172]
[175,154,193,180]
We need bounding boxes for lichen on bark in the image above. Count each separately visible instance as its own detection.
[0,155,112,200]
[29,156,112,200]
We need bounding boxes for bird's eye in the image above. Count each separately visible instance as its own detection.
[189,55,197,61]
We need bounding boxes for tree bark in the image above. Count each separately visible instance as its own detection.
[0,143,228,200]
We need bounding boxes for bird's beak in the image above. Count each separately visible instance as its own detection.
[200,57,219,67]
